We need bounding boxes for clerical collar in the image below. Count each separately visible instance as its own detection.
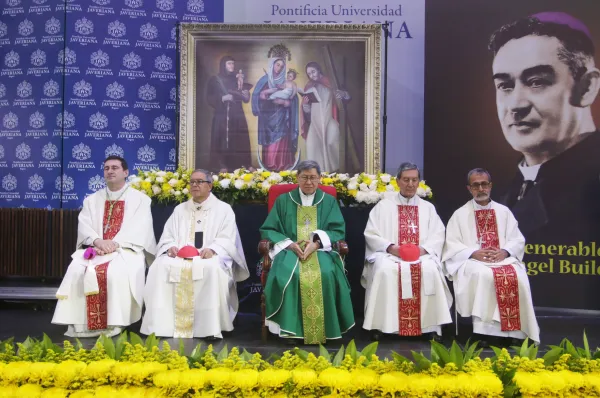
[192,193,212,211]
[397,193,417,205]
[299,190,315,206]
[106,183,128,200]
[518,158,542,181]
[472,199,492,210]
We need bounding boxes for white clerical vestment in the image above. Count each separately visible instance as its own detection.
[141,193,249,338]
[442,200,540,343]
[362,192,453,336]
[52,185,157,337]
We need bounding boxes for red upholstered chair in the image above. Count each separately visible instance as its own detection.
[258,184,349,341]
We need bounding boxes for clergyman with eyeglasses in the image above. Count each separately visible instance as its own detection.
[259,160,354,344]
[442,168,540,347]
[141,169,249,339]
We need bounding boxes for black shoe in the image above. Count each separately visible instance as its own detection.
[370,330,381,341]
[205,335,219,342]
[509,337,525,347]
[284,338,297,346]
[428,332,442,343]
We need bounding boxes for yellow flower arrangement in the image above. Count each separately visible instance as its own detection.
[130,168,434,206]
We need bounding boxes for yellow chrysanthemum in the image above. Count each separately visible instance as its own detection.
[292,368,318,388]
[231,369,259,389]
[242,173,254,182]
[318,368,352,390]
[280,171,291,177]
[206,368,233,387]
[258,369,291,388]
[322,177,334,185]
[40,387,69,398]
[261,171,271,178]
[52,361,86,389]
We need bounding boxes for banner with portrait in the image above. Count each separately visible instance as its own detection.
[424,0,600,310]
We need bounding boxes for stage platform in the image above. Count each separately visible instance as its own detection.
[1,299,599,359]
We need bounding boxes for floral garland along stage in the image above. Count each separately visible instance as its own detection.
[1,332,600,397]
[129,167,433,206]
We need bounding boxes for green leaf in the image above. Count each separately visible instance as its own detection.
[129,332,144,347]
[474,348,484,358]
[463,341,480,363]
[102,335,116,359]
[0,337,14,353]
[240,349,253,362]
[430,341,451,366]
[114,332,128,360]
[332,345,345,367]
[144,334,160,350]
[593,350,600,360]
[190,343,204,361]
[266,353,281,362]
[346,340,358,362]
[178,340,185,357]
[360,342,379,361]
[504,385,519,398]
[543,347,564,366]
[217,345,229,362]
[491,346,503,359]
[528,345,538,360]
[293,347,309,362]
[74,338,83,351]
[449,341,464,370]
[319,344,331,362]
[583,330,591,359]
[411,351,431,371]
[565,340,580,359]
[520,338,530,357]
[391,351,410,364]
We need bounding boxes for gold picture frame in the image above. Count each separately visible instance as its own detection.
[179,23,381,174]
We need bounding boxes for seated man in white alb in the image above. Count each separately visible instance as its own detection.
[141,169,249,339]
[442,168,539,346]
[52,155,157,337]
[363,162,453,341]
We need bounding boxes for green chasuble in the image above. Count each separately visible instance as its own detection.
[260,188,355,343]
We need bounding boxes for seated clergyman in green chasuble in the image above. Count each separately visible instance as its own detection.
[260,160,355,344]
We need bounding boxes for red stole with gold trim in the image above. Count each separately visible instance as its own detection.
[86,200,125,331]
[475,208,521,332]
[397,205,422,336]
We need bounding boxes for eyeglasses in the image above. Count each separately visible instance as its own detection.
[470,182,491,190]
[190,180,210,186]
[299,176,319,182]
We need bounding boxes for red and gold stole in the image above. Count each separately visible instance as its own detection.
[86,201,125,331]
[475,209,521,331]
[397,205,421,336]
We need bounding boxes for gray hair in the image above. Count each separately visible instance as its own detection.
[191,168,213,182]
[467,168,492,185]
[295,160,321,175]
[396,162,420,179]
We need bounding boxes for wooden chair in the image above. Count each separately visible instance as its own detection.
[257,184,349,341]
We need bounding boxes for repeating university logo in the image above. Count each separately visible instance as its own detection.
[152,0,176,20]
[134,83,160,110]
[85,111,111,139]
[88,174,106,192]
[56,0,82,12]
[42,16,63,44]
[118,113,143,140]
[29,0,52,14]
[0,21,9,46]
[13,141,34,169]
[27,110,47,138]
[1,111,20,139]
[68,142,95,171]
[55,111,78,137]
[39,141,60,169]
[0,144,6,167]
[0,83,8,107]
[14,80,35,107]
[136,22,161,49]
[88,0,114,15]
[166,147,176,170]
[167,26,176,49]
[166,86,177,110]
[102,81,129,108]
[86,49,113,77]
[183,0,208,22]
[0,173,20,201]
[69,79,96,107]
[105,143,124,158]
[121,0,146,18]
[72,17,97,44]
[53,174,79,202]
[104,20,130,47]
[2,50,23,77]
[119,51,145,79]
[28,49,50,76]
[151,54,175,80]
[3,0,24,16]
[26,174,47,201]
[135,144,158,171]
[16,18,37,45]
[150,114,175,142]
[40,79,62,106]
[56,47,80,74]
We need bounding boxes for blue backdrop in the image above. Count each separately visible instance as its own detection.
[0,0,225,209]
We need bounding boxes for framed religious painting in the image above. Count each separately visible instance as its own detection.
[178,23,381,174]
